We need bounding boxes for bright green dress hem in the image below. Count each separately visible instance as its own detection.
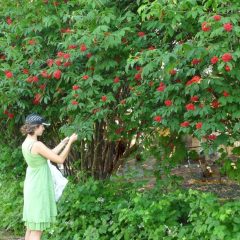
[24,216,57,231]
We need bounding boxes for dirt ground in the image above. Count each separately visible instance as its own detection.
[0,231,23,240]
[119,157,240,200]
[173,163,240,200]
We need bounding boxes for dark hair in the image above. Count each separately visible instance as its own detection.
[20,123,41,136]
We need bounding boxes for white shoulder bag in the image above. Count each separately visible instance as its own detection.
[47,160,68,202]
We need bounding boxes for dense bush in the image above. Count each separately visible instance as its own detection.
[0,178,24,235]
[2,161,240,240]
[0,144,25,235]
[39,178,240,240]
[0,144,26,179]
[0,144,26,234]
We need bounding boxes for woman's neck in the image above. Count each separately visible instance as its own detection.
[26,134,38,141]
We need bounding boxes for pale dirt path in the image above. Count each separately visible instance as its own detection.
[0,231,23,240]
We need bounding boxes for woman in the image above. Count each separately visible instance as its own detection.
[20,113,78,240]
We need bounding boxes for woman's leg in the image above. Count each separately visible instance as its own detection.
[25,228,31,240]
[29,230,43,240]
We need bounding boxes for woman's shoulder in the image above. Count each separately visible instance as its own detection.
[22,138,40,151]
[31,141,50,159]
[31,141,48,153]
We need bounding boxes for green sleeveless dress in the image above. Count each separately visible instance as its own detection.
[22,139,57,231]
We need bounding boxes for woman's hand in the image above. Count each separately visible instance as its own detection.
[61,137,70,145]
[69,133,78,143]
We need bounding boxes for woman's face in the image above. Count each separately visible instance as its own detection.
[35,124,45,136]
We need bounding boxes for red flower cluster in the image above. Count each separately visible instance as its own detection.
[39,84,46,90]
[53,69,61,79]
[169,69,177,75]
[196,122,202,129]
[164,100,172,107]
[211,56,218,64]
[64,53,70,59]
[148,46,156,50]
[181,121,189,127]
[72,85,79,90]
[22,69,29,74]
[223,91,229,97]
[186,75,201,86]
[213,15,221,21]
[56,52,70,67]
[68,45,77,50]
[6,17,12,25]
[135,66,142,71]
[138,32,145,37]
[82,75,89,80]
[0,54,6,60]
[5,71,13,78]
[208,134,217,140]
[186,103,195,111]
[8,113,14,118]
[72,100,78,105]
[121,38,128,44]
[154,116,162,122]
[41,70,51,78]
[55,59,62,66]
[28,39,36,45]
[27,76,39,83]
[64,61,71,67]
[191,96,199,102]
[80,44,87,52]
[33,93,42,105]
[135,73,142,81]
[191,59,201,65]
[47,59,54,67]
[222,53,232,62]
[223,23,233,32]
[86,53,92,58]
[4,110,14,119]
[33,76,39,83]
[61,28,72,33]
[225,65,231,72]
[57,51,64,57]
[157,82,165,92]
[211,100,220,108]
[201,22,211,32]
[115,127,124,135]
[102,96,107,102]
[114,77,120,83]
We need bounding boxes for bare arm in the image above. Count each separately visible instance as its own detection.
[52,137,69,154]
[33,134,77,164]
[52,142,65,154]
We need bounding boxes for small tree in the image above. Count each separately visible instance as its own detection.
[0,0,239,179]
